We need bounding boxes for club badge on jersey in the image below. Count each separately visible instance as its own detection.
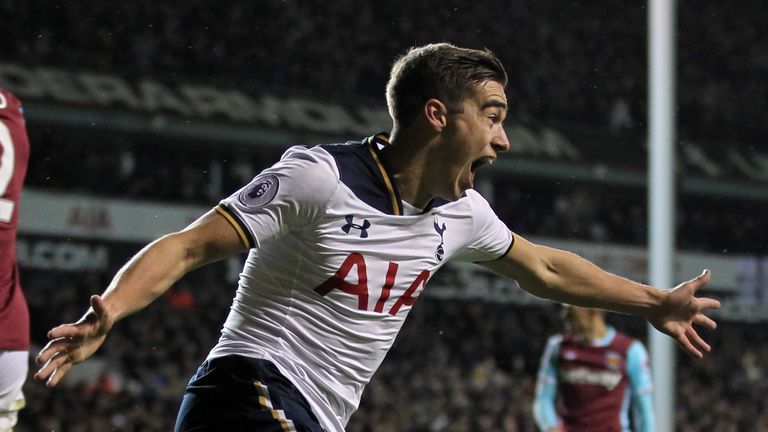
[433,216,447,262]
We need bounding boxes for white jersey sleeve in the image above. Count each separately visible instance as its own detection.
[217,146,340,248]
[452,189,514,262]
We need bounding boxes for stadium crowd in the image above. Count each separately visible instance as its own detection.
[2,0,766,143]
[23,130,768,255]
[7,0,764,256]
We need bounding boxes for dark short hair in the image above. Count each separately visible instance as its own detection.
[385,43,508,128]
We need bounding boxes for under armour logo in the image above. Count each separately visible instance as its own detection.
[434,217,447,261]
[342,215,371,238]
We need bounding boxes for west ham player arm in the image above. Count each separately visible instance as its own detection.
[627,341,655,432]
[532,336,563,432]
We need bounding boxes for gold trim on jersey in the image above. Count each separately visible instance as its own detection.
[214,205,253,249]
[373,132,390,143]
[367,139,401,216]
[253,380,298,432]
[506,232,517,254]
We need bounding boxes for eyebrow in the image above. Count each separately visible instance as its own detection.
[481,100,507,110]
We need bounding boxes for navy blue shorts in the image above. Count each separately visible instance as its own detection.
[175,355,326,432]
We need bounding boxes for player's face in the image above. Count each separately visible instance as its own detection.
[439,80,510,199]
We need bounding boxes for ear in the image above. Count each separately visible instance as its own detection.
[424,98,448,131]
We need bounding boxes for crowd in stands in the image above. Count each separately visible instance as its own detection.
[18,262,768,431]
[491,182,768,255]
[6,0,763,255]
[3,0,766,143]
[23,127,768,256]
[24,128,283,204]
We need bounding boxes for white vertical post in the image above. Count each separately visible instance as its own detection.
[649,1,677,431]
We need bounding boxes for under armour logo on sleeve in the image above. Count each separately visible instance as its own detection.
[341,215,371,238]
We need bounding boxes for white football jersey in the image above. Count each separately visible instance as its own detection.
[209,133,514,431]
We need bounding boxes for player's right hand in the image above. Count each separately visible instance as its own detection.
[34,294,114,388]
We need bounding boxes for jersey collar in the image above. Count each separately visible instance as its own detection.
[366,132,404,216]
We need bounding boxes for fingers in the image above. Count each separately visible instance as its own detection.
[34,341,74,387]
[675,324,713,359]
[687,269,711,293]
[36,298,112,389]
[36,337,71,365]
[685,326,711,353]
[676,332,703,359]
[40,362,73,388]
[47,323,89,340]
[697,297,721,311]
[693,313,717,330]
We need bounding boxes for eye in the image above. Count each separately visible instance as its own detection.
[488,113,504,125]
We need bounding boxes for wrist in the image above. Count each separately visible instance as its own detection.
[642,286,667,319]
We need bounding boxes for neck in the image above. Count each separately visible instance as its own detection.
[583,320,608,341]
[379,128,438,208]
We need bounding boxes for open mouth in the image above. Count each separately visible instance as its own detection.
[470,156,495,174]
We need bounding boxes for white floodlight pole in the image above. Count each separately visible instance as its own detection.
[649,0,677,431]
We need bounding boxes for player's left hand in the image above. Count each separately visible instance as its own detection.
[647,269,720,358]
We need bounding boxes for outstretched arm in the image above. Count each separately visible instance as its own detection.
[35,210,247,387]
[481,233,720,358]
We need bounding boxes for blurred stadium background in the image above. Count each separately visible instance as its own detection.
[3,0,767,430]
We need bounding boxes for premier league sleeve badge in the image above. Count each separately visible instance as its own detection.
[238,174,280,210]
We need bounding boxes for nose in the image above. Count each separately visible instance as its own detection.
[491,125,510,153]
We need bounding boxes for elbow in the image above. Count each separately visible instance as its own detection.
[525,247,561,297]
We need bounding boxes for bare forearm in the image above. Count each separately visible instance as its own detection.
[96,210,246,321]
[483,236,664,317]
[522,245,662,315]
[34,211,247,388]
[99,232,196,321]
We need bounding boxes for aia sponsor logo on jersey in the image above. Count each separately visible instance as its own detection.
[314,252,429,316]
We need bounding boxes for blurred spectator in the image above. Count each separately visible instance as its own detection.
[1,0,765,142]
